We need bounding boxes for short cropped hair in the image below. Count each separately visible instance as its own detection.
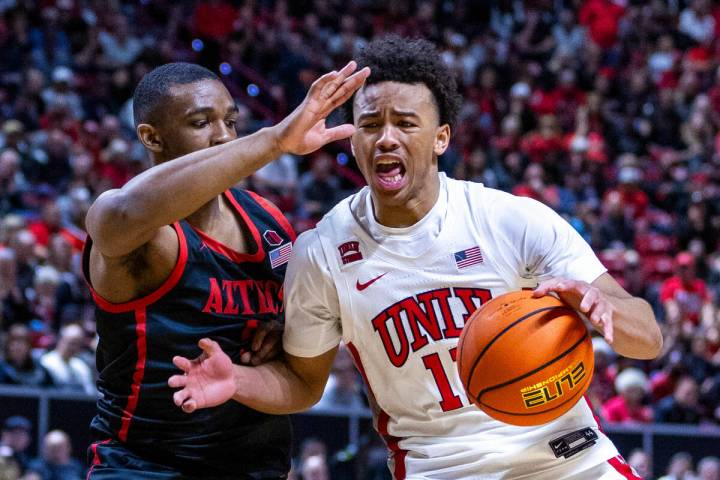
[132,63,220,126]
[342,35,462,127]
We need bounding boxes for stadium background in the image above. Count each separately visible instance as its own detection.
[0,0,719,478]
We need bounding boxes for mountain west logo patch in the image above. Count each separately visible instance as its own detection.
[338,241,363,265]
[263,229,283,246]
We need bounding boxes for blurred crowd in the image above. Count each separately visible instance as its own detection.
[1,0,720,478]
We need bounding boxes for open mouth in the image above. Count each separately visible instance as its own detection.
[375,157,407,190]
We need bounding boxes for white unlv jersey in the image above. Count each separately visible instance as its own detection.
[284,174,620,479]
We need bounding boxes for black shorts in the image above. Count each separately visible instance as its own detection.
[87,440,287,480]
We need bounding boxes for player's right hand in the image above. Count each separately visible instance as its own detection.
[273,61,370,155]
[169,338,236,413]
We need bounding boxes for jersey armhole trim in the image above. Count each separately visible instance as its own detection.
[221,190,265,262]
[84,222,189,313]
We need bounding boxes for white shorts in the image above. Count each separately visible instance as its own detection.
[566,455,643,480]
[404,455,643,480]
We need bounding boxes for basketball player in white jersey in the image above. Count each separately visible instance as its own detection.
[168,36,662,479]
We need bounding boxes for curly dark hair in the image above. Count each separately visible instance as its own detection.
[341,35,462,128]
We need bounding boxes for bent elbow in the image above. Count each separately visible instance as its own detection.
[647,326,663,359]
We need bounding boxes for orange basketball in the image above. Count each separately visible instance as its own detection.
[457,290,594,426]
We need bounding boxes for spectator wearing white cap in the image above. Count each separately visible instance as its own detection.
[601,367,653,423]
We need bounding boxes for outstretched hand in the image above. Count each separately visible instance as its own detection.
[168,338,236,413]
[274,61,371,155]
[533,277,614,344]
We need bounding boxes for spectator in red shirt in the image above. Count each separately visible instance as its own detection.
[579,0,626,50]
[602,367,653,423]
[549,69,587,130]
[193,0,239,40]
[520,114,565,165]
[660,251,715,328]
[603,154,649,220]
[27,199,62,248]
[96,138,134,188]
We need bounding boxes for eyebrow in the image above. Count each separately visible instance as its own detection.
[184,105,239,118]
[357,109,420,122]
[392,109,420,118]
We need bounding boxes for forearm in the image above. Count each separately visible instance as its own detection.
[608,295,662,360]
[231,359,321,415]
[87,127,282,256]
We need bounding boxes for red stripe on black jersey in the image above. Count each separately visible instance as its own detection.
[222,190,265,262]
[245,190,296,242]
[118,308,148,441]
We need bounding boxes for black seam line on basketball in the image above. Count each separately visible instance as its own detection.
[479,382,587,416]
[474,330,589,401]
[466,305,574,390]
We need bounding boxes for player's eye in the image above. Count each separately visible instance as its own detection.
[191,120,208,128]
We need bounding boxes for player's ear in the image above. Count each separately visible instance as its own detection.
[137,124,163,153]
[434,124,450,156]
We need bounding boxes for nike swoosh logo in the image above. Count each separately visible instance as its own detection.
[356,272,388,291]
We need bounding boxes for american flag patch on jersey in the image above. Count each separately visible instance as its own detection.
[454,246,484,269]
[269,242,292,269]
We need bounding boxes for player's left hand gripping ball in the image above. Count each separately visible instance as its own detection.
[533,277,614,345]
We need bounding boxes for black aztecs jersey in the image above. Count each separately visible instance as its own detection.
[82,189,294,478]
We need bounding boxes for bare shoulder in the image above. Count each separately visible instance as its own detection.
[88,225,180,304]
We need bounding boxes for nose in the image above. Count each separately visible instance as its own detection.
[375,124,399,152]
[211,121,235,146]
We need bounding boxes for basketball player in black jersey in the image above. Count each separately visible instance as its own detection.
[82,61,369,479]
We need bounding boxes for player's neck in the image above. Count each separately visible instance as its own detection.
[185,196,225,231]
[371,179,440,228]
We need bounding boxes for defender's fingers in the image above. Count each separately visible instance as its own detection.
[309,70,341,95]
[198,338,221,356]
[172,356,193,373]
[251,327,268,352]
[181,400,197,414]
[323,124,357,143]
[168,374,187,389]
[173,389,191,407]
[254,336,279,363]
[319,61,359,98]
[336,60,358,79]
[240,351,252,365]
[325,67,370,111]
